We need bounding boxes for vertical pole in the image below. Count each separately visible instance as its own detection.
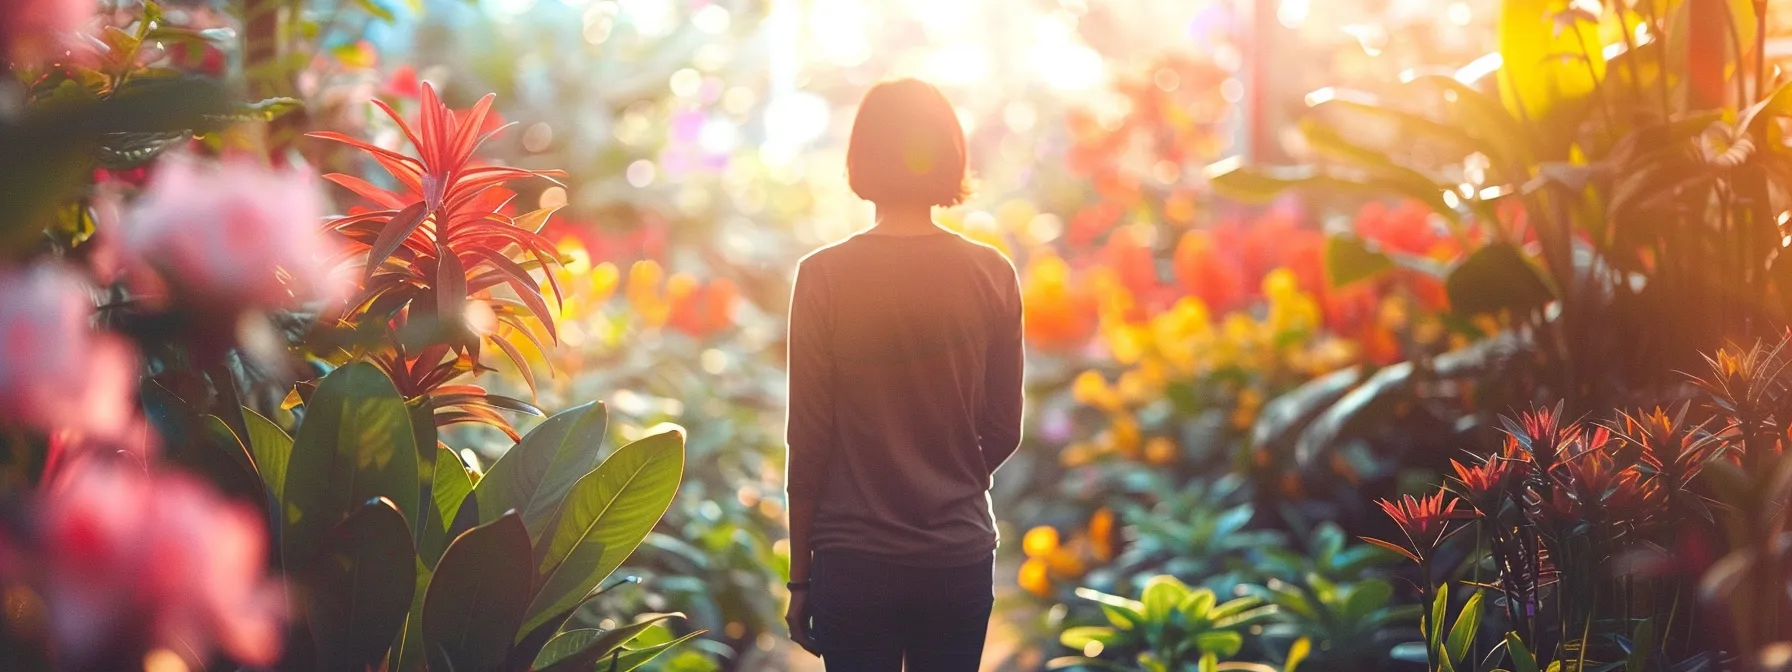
[1686,0,1726,110]
[1243,0,1282,164]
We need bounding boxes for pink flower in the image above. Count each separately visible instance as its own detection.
[119,156,342,313]
[0,265,138,441]
[1,0,92,63]
[38,462,283,669]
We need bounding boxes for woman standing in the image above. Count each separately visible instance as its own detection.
[782,78,1026,671]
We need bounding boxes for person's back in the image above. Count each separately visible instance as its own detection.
[783,79,1025,672]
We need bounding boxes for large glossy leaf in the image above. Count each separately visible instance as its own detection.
[283,362,421,568]
[141,384,263,510]
[1295,363,1414,466]
[306,498,417,672]
[1445,588,1484,665]
[476,401,609,537]
[1445,244,1556,316]
[1498,0,1602,154]
[602,631,706,672]
[421,446,475,567]
[531,613,684,672]
[520,429,685,638]
[242,408,293,502]
[390,559,432,672]
[1324,235,1395,288]
[422,513,533,672]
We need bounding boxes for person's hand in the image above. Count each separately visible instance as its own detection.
[786,588,820,657]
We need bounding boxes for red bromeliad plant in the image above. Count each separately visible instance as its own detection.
[1365,337,1792,671]
[309,83,566,435]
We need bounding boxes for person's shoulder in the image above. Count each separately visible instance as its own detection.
[949,234,1019,279]
[796,236,857,270]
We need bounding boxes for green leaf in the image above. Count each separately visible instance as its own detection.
[1506,632,1539,672]
[1324,235,1395,288]
[305,498,417,672]
[242,408,292,503]
[604,630,706,672]
[206,97,303,125]
[422,513,533,672]
[1446,244,1556,316]
[421,447,475,567]
[520,428,685,638]
[1298,120,1459,224]
[1140,575,1190,623]
[1343,579,1394,623]
[533,614,685,672]
[1059,627,1118,651]
[1445,588,1484,665]
[1178,587,1218,621]
[476,401,610,538]
[1285,636,1311,672]
[389,559,432,672]
[1194,631,1243,658]
[283,362,420,570]
[1626,617,1657,672]
[1498,0,1602,146]
[1428,584,1450,659]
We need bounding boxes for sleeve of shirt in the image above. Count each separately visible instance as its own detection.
[784,258,835,502]
[979,258,1026,474]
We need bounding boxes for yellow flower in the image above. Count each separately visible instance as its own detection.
[1072,370,1123,411]
[590,261,620,304]
[1232,387,1264,430]
[1109,414,1141,458]
[1145,436,1179,466]
[1023,526,1060,559]
[626,260,671,327]
[1019,558,1052,597]
[1060,441,1097,467]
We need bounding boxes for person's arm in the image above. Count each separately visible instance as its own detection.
[979,262,1025,474]
[784,259,834,584]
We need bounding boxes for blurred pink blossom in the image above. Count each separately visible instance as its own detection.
[1,0,92,63]
[39,462,283,669]
[0,265,138,441]
[120,156,344,313]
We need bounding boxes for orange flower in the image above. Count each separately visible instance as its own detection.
[1088,508,1117,561]
[1363,489,1469,564]
[1020,253,1097,350]
[625,260,671,327]
[1144,436,1179,466]
[1172,230,1245,315]
[1018,558,1052,597]
[1022,526,1060,559]
[668,275,738,339]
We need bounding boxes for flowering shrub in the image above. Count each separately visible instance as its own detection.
[0,3,707,670]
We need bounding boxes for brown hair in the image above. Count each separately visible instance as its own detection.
[845,79,970,207]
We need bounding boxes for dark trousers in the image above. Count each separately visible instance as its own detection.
[809,550,994,671]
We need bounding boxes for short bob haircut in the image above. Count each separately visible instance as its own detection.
[846,78,970,207]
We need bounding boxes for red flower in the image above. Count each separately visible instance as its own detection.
[1364,489,1470,564]
[1172,229,1245,314]
[35,462,284,669]
[1450,457,1515,516]
[668,276,739,340]
[310,83,567,396]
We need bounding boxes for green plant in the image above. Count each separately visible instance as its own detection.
[1056,575,1278,672]
[1249,523,1420,670]
[1220,1,1792,475]
[193,363,694,671]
